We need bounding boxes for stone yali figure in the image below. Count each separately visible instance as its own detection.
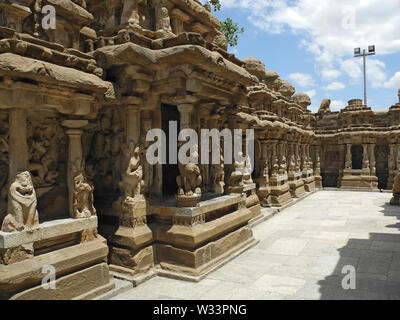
[225,153,245,190]
[1,171,39,233]
[177,162,202,197]
[73,173,96,219]
[119,142,144,199]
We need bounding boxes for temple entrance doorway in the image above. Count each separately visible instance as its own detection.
[375,145,389,190]
[351,145,363,170]
[161,104,180,199]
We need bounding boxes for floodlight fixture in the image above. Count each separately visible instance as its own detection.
[353,45,376,106]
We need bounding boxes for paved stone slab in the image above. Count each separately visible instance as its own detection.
[110,191,400,300]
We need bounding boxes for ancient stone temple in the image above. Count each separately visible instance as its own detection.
[0,0,399,300]
[315,95,400,191]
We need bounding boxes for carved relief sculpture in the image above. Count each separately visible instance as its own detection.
[225,152,245,194]
[176,146,203,207]
[211,151,225,194]
[71,159,96,219]
[120,142,144,200]
[73,173,96,219]
[1,172,39,232]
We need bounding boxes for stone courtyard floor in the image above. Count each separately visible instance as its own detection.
[111,190,400,300]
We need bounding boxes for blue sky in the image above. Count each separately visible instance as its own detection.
[206,0,400,112]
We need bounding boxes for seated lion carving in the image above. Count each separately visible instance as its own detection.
[1,171,39,233]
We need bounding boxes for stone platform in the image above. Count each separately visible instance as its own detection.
[0,217,114,300]
[108,194,258,284]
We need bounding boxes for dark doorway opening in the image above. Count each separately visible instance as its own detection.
[322,174,339,188]
[351,145,363,170]
[161,104,180,198]
[375,145,389,190]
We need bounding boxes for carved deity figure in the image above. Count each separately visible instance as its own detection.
[119,142,144,199]
[158,7,172,32]
[121,0,140,27]
[73,173,96,219]
[1,172,39,233]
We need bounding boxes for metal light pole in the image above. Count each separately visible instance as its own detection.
[354,46,376,106]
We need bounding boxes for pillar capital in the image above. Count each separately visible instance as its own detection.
[62,120,89,130]
[172,94,198,106]
[177,103,194,114]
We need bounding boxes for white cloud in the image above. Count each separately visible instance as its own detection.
[323,82,345,91]
[304,89,316,99]
[221,0,400,89]
[341,59,361,82]
[330,100,345,111]
[287,73,316,87]
[384,72,400,89]
[321,69,341,81]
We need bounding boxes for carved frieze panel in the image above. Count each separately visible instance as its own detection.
[27,112,68,221]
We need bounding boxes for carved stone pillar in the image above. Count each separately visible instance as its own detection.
[295,144,301,172]
[288,143,296,174]
[389,144,396,171]
[362,144,370,171]
[126,105,141,145]
[271,141,279,177]
[345,144,352,170]
[369,144,376,176]
[278,143,287,175]
[301,144,307,171]
[210,113,224,194]
[307,145,313,171]
[314,146,323,188]
[388,143,397,190]
[8,108,29,184]
[256,140,270,207]
[141,117,153,197]
[62,120,90,218]
[171,8,190,35]
[176,102,202,207]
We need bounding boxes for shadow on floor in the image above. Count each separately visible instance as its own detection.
[318,201,400,300]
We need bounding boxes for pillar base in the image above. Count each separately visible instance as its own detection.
[288,173,306,198]
[269,175,292,207]
[315,175,323,188]
[340,174,378,190]
[243,183,262,225]
[176,193,201,208]
[152,194,255,278]
[156,226,257,278]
